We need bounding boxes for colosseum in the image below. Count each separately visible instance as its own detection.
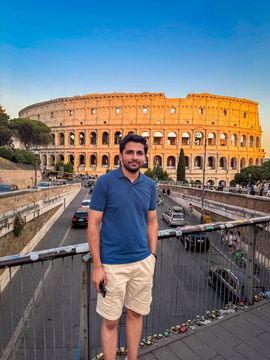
[19,92,264,185]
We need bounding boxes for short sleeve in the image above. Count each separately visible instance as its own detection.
[89,177,107,212]
[149,183,157,211]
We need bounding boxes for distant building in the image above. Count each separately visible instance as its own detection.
[19,92,264,185]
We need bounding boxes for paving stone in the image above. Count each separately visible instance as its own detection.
[235,343,268,360]
[208,324,242,347]
[168,340,202,360]
[256,332,270,347]
[243,312,270,332]
[183,335,217,360]
[153,347,180,360]
[196,329,246,360]
[139,353,157,360]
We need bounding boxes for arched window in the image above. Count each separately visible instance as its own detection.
[240,158,246,169]
[207,156,215,169]
[154,155,162,167]
[141,131,150,143]
[142,156,149,168]
[153,131,163,145]
[102,132,109,145]
[102,155,109,166]
[185,156,189,169]
[249,158,254,166]
[240,135,246,147]
[68,154,74,165]
[59,132,65,146]
[90,132,97,145]
[58,154,64,162]
[255,158,259,166]
[79,132,85,146]
[51,134,55,145]
[167,156,175,168]
[249,135,254,147]
[220,133,227,146]
[208,133,216,146]
[167,132,176,145]
[79,154,85,166]
[219,157,227,170]
[194,156,203,169]
[49,154,55,167]
[182,132,190,145]
[231,134,238,146]
[114,155,120,167]
[90,154,97,166]
[230,157,237,169]
[256,136,260,148]
[194,131,203,146]
[114,131,122,145]
[42,154,47,167]
[69,132,75,146]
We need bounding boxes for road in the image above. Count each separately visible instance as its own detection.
[0,185,263,359]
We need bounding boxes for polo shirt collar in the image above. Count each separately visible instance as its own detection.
[116,166,144,183]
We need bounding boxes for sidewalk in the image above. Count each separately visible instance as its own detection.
[139,300,270,360]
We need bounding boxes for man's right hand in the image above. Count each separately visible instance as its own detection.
[92,266,107,293]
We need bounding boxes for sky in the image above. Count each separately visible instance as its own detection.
[0,0,269,156]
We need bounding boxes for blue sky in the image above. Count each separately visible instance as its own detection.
[1,0,270,155]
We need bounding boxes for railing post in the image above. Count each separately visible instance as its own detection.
[80,253,91,360]
[245,224,256,305]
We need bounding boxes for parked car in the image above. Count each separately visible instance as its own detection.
[80,199,91,208]
[171,205,185,214]
[162,209,185,227]
[37,182,53,189]
[208,266,263,303]
[72,207,89,227]
[0,183,19,192]
[180,233,210,252]
[53,179,67,185]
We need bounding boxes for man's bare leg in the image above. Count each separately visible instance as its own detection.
[126,308,143,360]
[101,318,118,360]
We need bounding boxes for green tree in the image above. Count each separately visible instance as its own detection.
[177,148,185,182]
[54,161,74,174]
[0,105,13,146]
[231,164,268,186]
[144,167,172,181]
[10,118,52,149]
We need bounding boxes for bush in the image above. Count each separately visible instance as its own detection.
[13,214,25,237]
[0,146,38,165]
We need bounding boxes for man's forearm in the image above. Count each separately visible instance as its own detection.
[88,223,102,268]
[147,220,158,254]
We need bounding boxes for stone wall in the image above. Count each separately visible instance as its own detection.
[0,169,42,190]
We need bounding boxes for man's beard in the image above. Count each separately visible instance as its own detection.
[122,161,141,173]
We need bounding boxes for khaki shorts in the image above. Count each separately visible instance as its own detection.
[96,254,156,320]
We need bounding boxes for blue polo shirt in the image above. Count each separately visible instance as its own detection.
[90,167,157,264]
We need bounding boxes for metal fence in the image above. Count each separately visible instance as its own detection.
[0,217,270,359]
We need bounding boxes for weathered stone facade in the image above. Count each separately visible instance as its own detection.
[19,92,264,184]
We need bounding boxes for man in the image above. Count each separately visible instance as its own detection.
[88,134,158,360]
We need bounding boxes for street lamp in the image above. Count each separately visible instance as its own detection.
[194,129,207,214]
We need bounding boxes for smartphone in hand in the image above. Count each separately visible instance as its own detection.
[99,281,106,297]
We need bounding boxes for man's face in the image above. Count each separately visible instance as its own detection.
[120,142,146,173]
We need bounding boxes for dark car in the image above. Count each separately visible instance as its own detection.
[180,233,210,252]
[208,266,263,303]
[0,183,19,192]
[72,207,89,227]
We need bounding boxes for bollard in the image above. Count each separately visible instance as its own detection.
[80,253,91,360]
[245,224,256,305]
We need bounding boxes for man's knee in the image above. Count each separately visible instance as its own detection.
[103,318,118,330]
[126,308,142,319]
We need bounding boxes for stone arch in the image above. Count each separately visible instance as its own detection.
[57,154,64,162]
[256,136,260,148]
[182,132,190,145]
[153,131,163,145]
[208,132,216,146]
[231,134,237,146]
[102,132,109,145]
[68,154,74,165]
[90,154,97,166]
[51,133,55,145]
[185,156,189,169]
[154,155,162,167]
[42,154,47,167]
[114,131,122,145]
[249,135,254,147]
[230,157,237,169]
[79,132,85,146]
[240,135,246,147]
[69,132,75,146]
[240,158,246,169]
[49,154,55,167]
[90,131,97,145]
[255,158,259,166]
[220,133,227,146]
[207,156,215,169]
[59,132,65,146]
[114,155,120,167]
[79,154,85,166]
[219,157,227,170]
[194,131,203,146]
[249,158,254,166]
[167,131,177,145]
[167,156,176,167]
[194,156,203,169]
[102,155,109,166]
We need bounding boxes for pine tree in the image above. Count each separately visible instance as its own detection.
[177,148,185,182]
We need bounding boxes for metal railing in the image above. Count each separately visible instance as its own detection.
[0,217,270,359]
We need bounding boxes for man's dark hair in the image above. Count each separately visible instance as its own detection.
[119,134,148,155]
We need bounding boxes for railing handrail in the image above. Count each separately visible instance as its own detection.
[1,215,270,269]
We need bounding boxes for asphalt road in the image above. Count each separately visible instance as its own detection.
[0,186,264,359]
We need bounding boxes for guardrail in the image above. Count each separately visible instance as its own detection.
[0,217,270,359]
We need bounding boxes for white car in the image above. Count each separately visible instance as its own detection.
[80,199,91,208]
[37,182,53,189]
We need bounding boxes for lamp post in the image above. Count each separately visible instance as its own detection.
[194,129,207,214]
